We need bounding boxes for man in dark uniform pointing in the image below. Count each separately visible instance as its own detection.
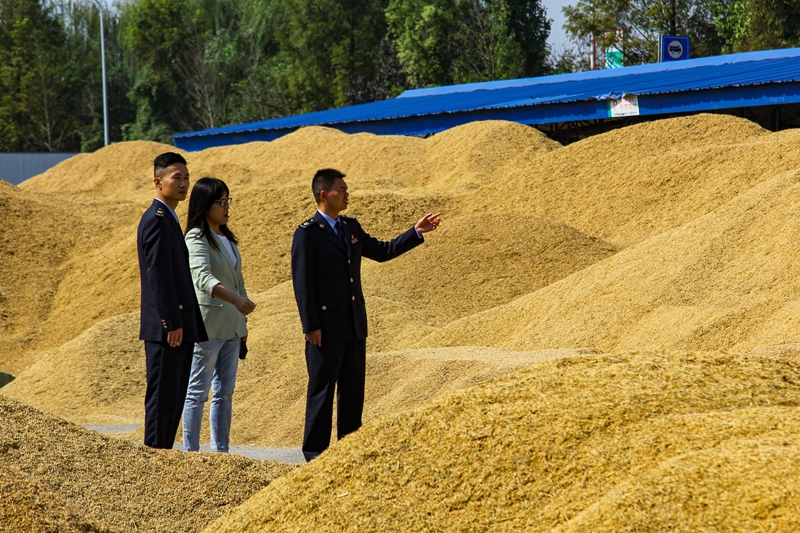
[137,152,208,449]
[291,168,441,461]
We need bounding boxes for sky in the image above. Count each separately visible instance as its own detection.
[542,0,575,50]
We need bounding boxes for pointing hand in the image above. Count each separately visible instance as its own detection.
[415,212,442,234]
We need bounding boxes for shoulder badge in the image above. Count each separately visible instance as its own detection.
[155,208,165,217]
[298,218,314,229]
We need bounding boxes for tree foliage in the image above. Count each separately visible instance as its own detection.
[1,0,798,152]
[563,0,724,65]
[710,0,800,52]
[273,0,392,109]
[0,0,79,151]
[59,0,135,151]
[387,0,549,86]
[123,0,200,140]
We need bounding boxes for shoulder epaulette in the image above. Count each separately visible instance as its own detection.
[298,218,315,229]
[155,207,165,217]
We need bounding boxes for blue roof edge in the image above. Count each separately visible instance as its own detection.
[396,48,800,99]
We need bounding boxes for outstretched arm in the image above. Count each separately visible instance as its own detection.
[360,212,442,263]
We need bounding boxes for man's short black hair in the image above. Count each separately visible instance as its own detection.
[154,152,188,177]
[312,168,346,203]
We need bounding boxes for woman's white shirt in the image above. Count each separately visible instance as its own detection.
[217,234,237,268]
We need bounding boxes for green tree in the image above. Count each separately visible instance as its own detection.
[563,0,724,66]
[545,43,590,74]
[181,0,286,128]
[753,0,800,48]
[386,0,459,86]
[274,0,389,111]
[122,0,295,137]
[0,0,80,151]
[178,25,239,129]
[710,0,800,52]
[226,0,291,121]
[387,0,550,87]
[505,0,550,76]
[450,0,525,83]
[122,0,201,141]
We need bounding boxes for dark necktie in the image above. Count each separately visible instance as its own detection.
[334,220,347,247]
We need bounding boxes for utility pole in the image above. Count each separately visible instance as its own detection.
[93,0,109,147]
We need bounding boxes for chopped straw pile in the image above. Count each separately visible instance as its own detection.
[0,395,295,533]
[3,114,800,530]
[204,351,800,533]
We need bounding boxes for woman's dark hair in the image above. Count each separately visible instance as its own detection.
[185,177,238,250]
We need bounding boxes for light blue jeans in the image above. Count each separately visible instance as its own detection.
[182,336,240,452]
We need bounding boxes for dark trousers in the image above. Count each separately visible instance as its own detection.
[302,338,366,461]
[144,340,193,449]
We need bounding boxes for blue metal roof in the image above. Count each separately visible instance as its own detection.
[396,47,800,98]
[174,47,800,151]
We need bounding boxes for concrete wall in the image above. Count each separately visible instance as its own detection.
[0,153,78,186]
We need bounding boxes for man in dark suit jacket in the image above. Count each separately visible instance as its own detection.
[291,168,441,461]
[137,152,208,449]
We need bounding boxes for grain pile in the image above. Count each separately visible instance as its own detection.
[229,342,602,447]
[0,395,295,533]
[21,140,183,197]
[420,119,562,190]
[364,213,617,325]
[472,114,781,246]
[4,120,587,432]
[1,464,109,533]
[7,121,559,361]
[7,114,800,443]
[0,181,84,374]
[419,163,800,353]
[204,350,800,533]
[2,120,581,435]
[4,113,800,530]
[1,314,142,424]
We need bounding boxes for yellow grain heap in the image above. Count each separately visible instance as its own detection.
[204,350,800,533]
[6,115,800,443]
[0,395,295,533]
[0,181,83,374]
[420,159,800,353]
[3,114,800,531]
[2,119,588,438]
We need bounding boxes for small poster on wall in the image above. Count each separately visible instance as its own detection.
[608,95,640,117]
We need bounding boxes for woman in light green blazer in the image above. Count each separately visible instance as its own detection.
[181,177,256,453]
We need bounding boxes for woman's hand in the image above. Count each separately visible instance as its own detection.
[211,283,256,316]
[235,296,256,316]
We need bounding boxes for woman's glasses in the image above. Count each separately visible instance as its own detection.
[213,198,233,207]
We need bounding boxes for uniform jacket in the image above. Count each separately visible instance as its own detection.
[291,211,423,343]
[185,227,248,340]
[137,200,208,343]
